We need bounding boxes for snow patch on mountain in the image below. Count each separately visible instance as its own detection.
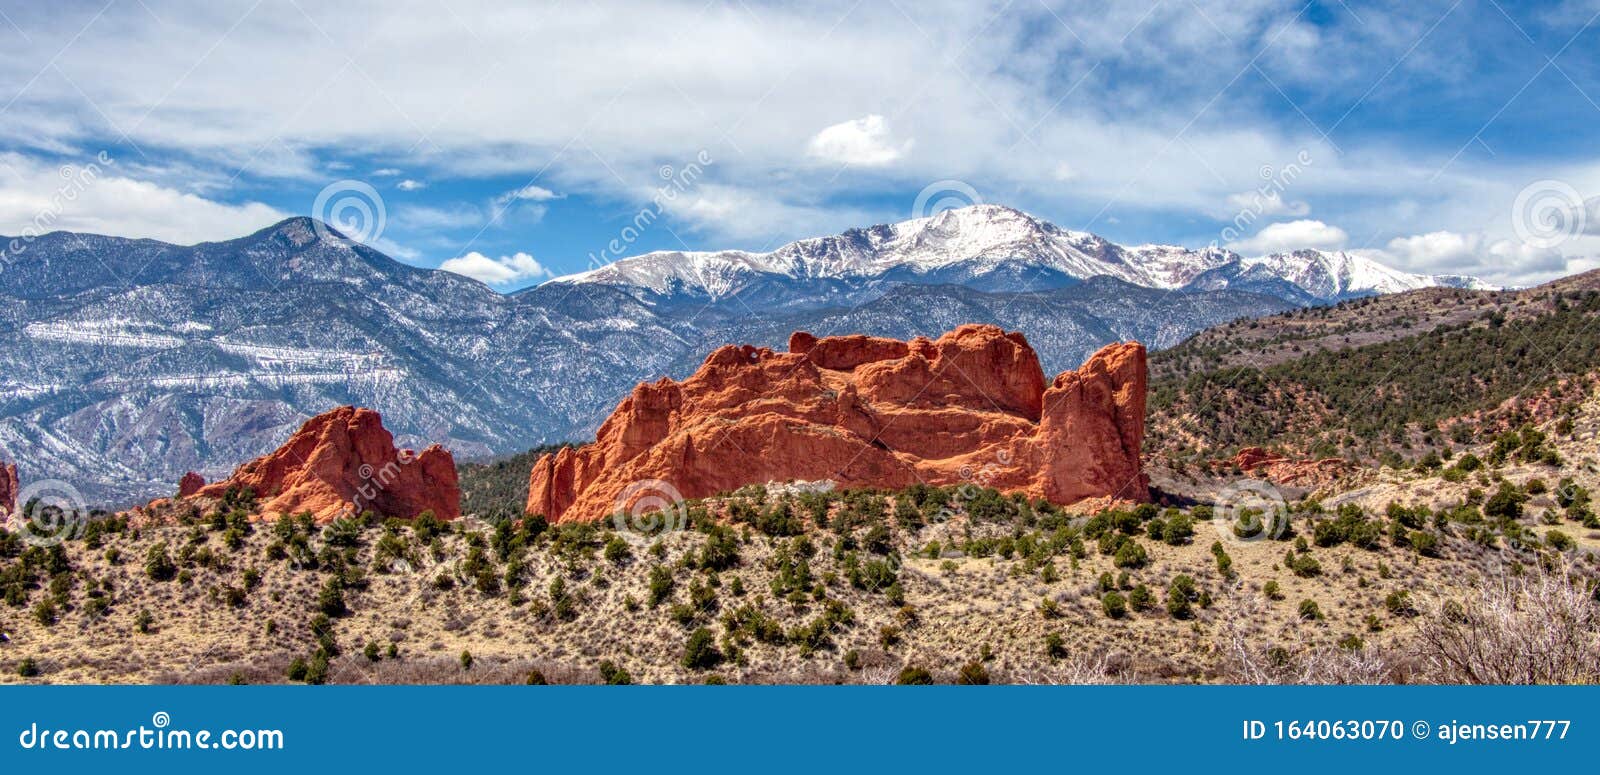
[548,204,1493,302]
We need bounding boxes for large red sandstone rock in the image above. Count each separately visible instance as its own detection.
[188,406,460,522]
[0,460,17,518]
[177,471,206,498]
[528,324,1147,523]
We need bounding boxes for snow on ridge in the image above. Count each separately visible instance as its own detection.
[544,203,1493,301]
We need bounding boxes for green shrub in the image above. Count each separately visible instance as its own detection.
[1546,529,1575,551]
[1113,539,1148,569]
[1298,599,1322,621]
[598,660,632,685]
[144,543,176,581]
[317,578,347,616]
[682,627,722,670]
[1101,591,1128,619]
[956,661,990,685]
[895,666,934,685]
[647,565,674,607]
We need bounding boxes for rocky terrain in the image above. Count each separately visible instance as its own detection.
[3,303,1598,684]
[127,407,459,526]
[529,325,1145,523]
[1,205,1483,505]
[2,414,1594,684]
[0,460,15,520]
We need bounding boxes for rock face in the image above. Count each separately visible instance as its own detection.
[527,324,1147,523]
[1219,446,1347,487]
[191,406,460,522]
[0,461,17,518]
[177,472,206,498]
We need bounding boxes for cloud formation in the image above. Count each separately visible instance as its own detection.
[806,115,911,167]
[438,251,552,286]
[1228,219,1349,255]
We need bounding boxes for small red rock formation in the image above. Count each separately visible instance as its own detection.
[181,406,460,522]
[528,324,1147,523]
[177,471,206,498]
[0,460,17,518]
[1218,446,1347,487]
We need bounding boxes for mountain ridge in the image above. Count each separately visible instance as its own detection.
[0,206,1496,505]
[544,204,1494,303]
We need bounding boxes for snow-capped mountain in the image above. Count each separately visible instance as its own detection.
[549,204,1491,303]
[0,207,1490,505]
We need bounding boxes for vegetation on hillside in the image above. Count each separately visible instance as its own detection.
[4,458,1595,684]
[456,444,571,519]
[1150,288,1600,461]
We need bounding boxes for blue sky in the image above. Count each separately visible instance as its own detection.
[1,0,1598,289]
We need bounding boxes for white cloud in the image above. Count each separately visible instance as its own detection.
[1227,219,1349,255]
[1225,190,1310,217]
[0,1,1586,283]
[0,152,284,244]
[806,115,911,167]
[396,179,427,191]
[398,204,485,230]
[1356,230,1573,285]
[502,184,564,202]
[438,250,551,286]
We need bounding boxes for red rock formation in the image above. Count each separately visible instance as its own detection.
[528,324,1147,523]
[177,471,206,498]
[0,460,17,518]
[187,406,460,522]
[1218,446,1347,487]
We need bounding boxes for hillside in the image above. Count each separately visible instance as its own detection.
[1149,270,1600,464]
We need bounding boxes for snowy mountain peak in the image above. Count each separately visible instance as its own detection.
[547,204,1490,303]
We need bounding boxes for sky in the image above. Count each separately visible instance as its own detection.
[1,0,1599,291]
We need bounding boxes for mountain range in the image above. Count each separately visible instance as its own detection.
[0,204,1489,504]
